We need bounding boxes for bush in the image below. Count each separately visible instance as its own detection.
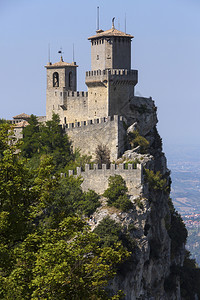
[94,216,136,251]
[95,144,110,166]
[144,169,168,192]
[114,194,133,211]
[103,175,128,202]
[180,251,200,299]
[94,216,122,247]
[103,175,132,212]
[127,130,149,154]
[168,210,188,255]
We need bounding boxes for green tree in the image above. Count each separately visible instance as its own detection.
[21,113,73,172]
[0,143,33,245]
[103,175,133,211]
[127,130,149,154]
[1,217,130,299]
[21,114,40,158]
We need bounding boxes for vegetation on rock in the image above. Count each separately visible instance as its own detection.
[127,129,149,154]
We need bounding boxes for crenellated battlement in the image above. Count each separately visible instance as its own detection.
[63,115,126,130]
[85,69,138,87]
[65,91,88,98]
[86,69,137,77]
[67,163,143,195]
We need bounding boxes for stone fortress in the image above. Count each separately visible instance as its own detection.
[44,20,159,197]
[45,20,156,162]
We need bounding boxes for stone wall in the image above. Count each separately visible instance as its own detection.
[68,163,143,196]
[46,88,88,124]
[64,115,127,161]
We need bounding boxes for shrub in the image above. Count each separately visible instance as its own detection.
[95,144,110,166]
[180,251,200,298]
[103,175,132,212]
[94,216,136,251]
[103,175,128,203]
[168,210,188,255]
[127,130,149,154]
[114,194,133,211]
[144,169,168,192]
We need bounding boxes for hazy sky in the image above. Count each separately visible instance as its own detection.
[0,0,200,150]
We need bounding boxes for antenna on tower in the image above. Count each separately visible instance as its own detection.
[97,6,100,30]
[48,43,51,64]
[118,18,120,30]
[73,43,75,62]
[125,13,127,33]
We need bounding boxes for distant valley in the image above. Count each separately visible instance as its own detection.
[165,144,200,265]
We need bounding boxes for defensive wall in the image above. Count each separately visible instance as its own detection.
[60,91,88,123]
[63,115,127,161]
[68,163,143,196]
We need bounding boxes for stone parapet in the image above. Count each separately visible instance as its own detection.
[67,163,143,195]
[63,115,126,130]
[85,69,138,86]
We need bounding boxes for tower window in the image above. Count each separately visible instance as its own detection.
[97,55,99,60]
[53,72,59,87]
[69,72,72,88]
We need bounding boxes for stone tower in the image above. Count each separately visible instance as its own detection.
[86,22,138,119]
[45,25,155,160]
[45,23,138,124]
[45,56,78,122]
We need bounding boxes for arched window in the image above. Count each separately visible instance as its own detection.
[69,72,72,88]
[53,72,59,87]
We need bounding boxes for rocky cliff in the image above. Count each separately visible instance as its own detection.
[89,97,189,299]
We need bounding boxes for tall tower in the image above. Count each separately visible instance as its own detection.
[45,56,78,121]
[86,22,138,119]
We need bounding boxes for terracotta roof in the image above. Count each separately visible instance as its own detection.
[88,28,133,40]
[14,120,29,128]
[13,113,31,119]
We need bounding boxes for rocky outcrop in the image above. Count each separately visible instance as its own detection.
[89,99,186,299]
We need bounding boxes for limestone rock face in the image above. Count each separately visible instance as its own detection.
[90,99,185,299]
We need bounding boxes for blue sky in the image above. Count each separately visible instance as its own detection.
[0,0,200,149]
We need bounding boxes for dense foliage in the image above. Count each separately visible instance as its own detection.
[0,119,130,299]
[21,113,73,171]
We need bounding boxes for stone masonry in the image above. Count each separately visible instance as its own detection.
[45,23,151,161]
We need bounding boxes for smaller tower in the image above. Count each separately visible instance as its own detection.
[45,57,78,121]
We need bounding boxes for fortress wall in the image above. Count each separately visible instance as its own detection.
[64,115,127,161]
[87,81,108,119]
[63,92,88,123]
[68,163,143,196]
[46,89,89,124]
